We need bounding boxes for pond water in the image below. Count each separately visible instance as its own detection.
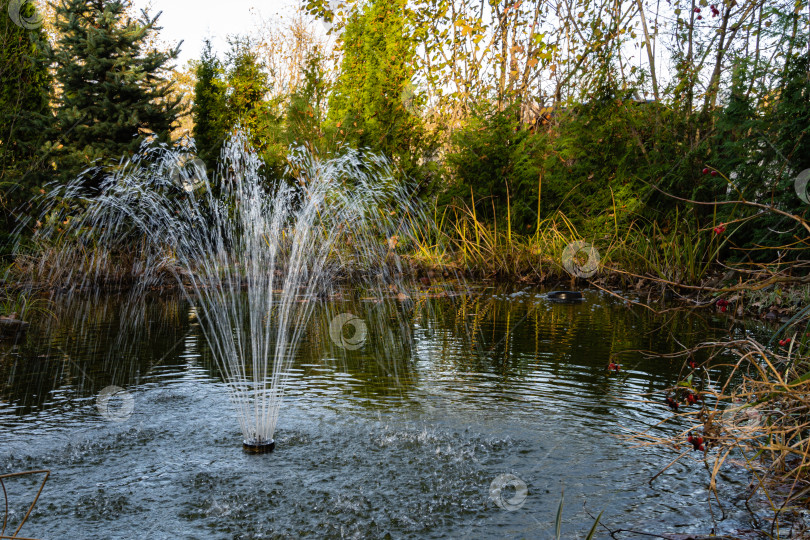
[1,287,764,539]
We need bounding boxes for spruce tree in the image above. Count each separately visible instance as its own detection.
[192,40,227,170]
[49,0,181,186]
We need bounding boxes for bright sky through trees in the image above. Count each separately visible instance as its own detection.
[131,0,293,64]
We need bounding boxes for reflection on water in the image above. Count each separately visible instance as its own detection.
[1,287,763,538]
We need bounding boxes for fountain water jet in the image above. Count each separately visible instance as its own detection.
[28,132,426,450]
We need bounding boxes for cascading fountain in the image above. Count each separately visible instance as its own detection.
[28,132,423,452]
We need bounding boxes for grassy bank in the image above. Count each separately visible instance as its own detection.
[403,200,810,319]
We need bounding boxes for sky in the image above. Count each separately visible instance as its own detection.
[132,0,297,65]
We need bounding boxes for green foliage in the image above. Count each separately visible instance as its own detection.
[0,289,54,320]
[0,0,50,173]
[192,38,282,179]
[445,87,671,237]
[0,0,51,256]
[707,53,810,261]
[48,0,182,188]
[622,214,720,284]
[538,88,662,234]
[286,51,329,149]
[192,40,228,170]
[327,0,430,180]
[445,103,544,234]
[224,37,273,153]
[0,0,806,286]
[255,50,334,179]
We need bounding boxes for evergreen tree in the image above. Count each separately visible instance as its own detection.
[0,0,51,252]
[327,0,427,178]
[286,51,328,147]
[192,40,227,170]
[224,37,272,153]
[445,104,544,233]
[716,53,810,261]
[48,0,181,187]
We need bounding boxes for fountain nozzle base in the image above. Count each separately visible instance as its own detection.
[243,439,275,453]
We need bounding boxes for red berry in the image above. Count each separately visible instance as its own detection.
[786,338,792,343]
[697,14,702,19]
[711,170,718,176]
[720,306,726,312]
[702,168,709,174]
[779,340,785,346]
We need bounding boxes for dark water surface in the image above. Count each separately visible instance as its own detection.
[1,288,765,538]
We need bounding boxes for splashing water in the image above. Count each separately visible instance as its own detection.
[27,132,427,448]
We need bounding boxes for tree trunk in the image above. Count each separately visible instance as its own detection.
[635,0,659,100]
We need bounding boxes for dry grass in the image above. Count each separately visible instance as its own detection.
[630,335,810,536]
[403,201,620,281]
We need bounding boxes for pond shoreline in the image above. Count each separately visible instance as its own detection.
[3,260,808,324]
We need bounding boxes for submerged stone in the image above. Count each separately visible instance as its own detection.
[546,290,584,302]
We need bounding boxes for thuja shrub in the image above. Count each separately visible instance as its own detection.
[706,54,810,262]
[444,102,545,234]
[538,88,675,235]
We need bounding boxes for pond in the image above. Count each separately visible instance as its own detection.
[1,287,763,538]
